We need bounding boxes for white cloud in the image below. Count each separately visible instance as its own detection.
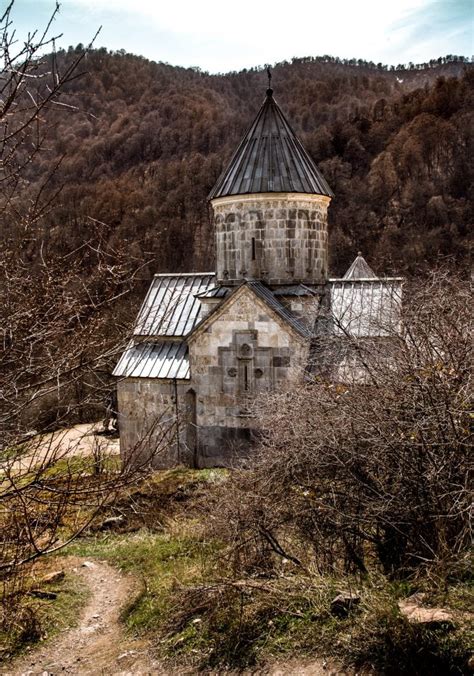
[30,0,470,71]
[69,0,426,45]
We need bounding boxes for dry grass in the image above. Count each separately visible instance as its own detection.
[0,559,89,661]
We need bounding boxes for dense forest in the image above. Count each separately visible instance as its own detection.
[2,50,473,301]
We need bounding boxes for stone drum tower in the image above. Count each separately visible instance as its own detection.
[208,86,333,287]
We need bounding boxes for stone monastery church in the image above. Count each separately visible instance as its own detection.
[113,85,402,468]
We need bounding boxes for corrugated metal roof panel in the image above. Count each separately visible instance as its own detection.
[135,273,215,337]
[209,89,333,200]
[113,341,190,379]
[329,280,403,337]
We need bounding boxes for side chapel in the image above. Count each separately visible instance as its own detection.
[113,84,403,468]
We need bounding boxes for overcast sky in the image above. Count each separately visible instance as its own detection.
[8,0,474,73]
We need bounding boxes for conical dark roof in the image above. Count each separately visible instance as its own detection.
[208,89,333,200]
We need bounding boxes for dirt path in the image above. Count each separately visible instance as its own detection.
[5,559,351,676]
[5,423,119,475]
[5,559,155,676]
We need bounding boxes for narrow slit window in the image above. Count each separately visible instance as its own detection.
[244,364,249,391]
[251,237,256,261]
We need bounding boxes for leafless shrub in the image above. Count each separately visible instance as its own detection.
[208,272,472,578]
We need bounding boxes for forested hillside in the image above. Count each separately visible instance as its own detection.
[2,25,472,672]
[2,50,472,290]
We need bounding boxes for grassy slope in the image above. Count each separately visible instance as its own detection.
[65,469,473,673]
[3,468,472,673]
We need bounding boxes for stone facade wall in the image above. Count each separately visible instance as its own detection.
[277,294,322,332]
[117,378,197,469]
[188,286,310,467]
[212,193,330,286]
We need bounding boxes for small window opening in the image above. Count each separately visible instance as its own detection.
[244,364,249,391]
[251,237,256,261]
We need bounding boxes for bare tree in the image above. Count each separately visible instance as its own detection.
[0,2,178,640]
[0,1,101,227]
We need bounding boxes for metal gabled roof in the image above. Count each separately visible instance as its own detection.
[134,273,215,337]
[247,281,313,339]
[113,341,190,380]
[188,280,313,342]
[327,254,403,337]
[208,88,333,200]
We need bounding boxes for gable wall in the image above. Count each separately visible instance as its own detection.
[189,288,309,466]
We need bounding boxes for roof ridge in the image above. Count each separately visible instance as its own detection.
[188,281,312,343]
[153,272,214,278]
